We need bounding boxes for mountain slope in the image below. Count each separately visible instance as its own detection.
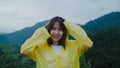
[0,12,120,46]
[82,12,120,35]
[0,12,120,68]
[0,20,49,46]
[84,12,120,68]
[86,22,120,68]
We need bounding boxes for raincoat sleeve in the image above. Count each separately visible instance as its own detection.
[63,20,93,56]
[20,27,50,61]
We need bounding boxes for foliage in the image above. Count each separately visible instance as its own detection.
[0,43,35,68]
[86,22,120,68]
[80,55,92,68]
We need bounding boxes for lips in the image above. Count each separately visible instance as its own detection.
[52,35,60,39]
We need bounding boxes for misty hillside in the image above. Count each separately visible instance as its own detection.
[0,12,120,46]
[0,12,120,68]
[82,12,120,35]
[0,20,49,46]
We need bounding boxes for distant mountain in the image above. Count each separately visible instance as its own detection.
[84,12,120,68]
[0,20,49,46]
[0,12,120,46]
[86,21,120,68]
[82,12,120,35]
[0,12,120,68]
[0,32,4,34]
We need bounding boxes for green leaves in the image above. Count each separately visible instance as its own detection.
[0,44,35,68]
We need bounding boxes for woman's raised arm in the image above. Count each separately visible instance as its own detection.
[20,27,50,61]
[63,20,93,56]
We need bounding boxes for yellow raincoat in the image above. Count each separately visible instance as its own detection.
[20,20,93,68]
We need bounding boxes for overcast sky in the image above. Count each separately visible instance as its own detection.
[0,0,120,33]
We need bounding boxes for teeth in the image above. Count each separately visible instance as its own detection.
[53,36,59,38]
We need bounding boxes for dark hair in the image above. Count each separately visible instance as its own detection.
[45,16,67,48]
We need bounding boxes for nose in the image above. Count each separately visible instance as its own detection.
[54,29,59,34]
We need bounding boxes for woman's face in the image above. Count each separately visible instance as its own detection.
[50,22,63,44]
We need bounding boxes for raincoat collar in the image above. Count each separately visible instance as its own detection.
[43,40,65,62]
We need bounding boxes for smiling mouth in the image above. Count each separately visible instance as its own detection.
[53,35,60,39]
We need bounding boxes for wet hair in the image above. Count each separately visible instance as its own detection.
[45,16,67,48]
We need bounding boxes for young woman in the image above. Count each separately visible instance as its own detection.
[20,16,93,68]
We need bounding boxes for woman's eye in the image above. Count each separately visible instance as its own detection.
[52,27,62,31]
[59,29,62,31]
